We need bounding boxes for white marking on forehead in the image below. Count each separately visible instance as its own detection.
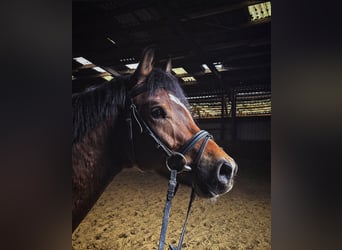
[168,94,188,110]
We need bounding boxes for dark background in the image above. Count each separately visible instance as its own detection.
[0,1,341,250]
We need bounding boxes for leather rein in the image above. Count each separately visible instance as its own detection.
[126,83,212,250]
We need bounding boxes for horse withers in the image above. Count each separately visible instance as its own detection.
[72,47,237,232]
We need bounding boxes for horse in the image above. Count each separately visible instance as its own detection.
[72,47,238,233]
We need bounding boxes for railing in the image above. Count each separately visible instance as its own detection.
[187,89,271,119]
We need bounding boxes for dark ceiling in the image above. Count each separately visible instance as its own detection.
[72,0,271,95]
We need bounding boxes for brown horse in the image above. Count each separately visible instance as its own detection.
[72,48,237,232]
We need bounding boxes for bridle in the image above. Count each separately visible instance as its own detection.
[126,83,213,250]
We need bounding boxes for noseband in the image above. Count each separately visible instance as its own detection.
[127,83,212,249]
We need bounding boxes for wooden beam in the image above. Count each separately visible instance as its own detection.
[180,1,265,21]
[72,64,96,73]
[73,72,111,80]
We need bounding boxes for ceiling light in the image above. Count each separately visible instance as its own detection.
[202,64,210,70]
[92,66,106,73]
[106,37,116,45]
[248,1,271,21]
[125,63,139,69]
[172,67,188,75]
[120,57,136,62]
[213,62,223,70]
[73,57,92,65]
[202,62,224,72]
[102,75,114,81]
[181,76,196,82]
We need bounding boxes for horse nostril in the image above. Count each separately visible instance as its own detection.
[217,161,233,185]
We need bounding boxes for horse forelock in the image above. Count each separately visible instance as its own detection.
[144,68,190,110]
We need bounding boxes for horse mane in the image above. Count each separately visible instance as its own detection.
[72,77,128,144]
[72,68,189,144]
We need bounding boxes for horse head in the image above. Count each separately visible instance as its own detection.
[127,47,237,198]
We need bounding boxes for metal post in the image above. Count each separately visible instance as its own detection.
[220,92,226,140]
[231,90,237,142]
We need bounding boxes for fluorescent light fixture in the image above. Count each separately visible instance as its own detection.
[125,63,139,69]
[73,57,92,65]
[213,62,223,70]
[102,75,114,81]
[172,67,188,75]
[106,37,116,45]
[202,64,210,70]
[248,1,271,21]
[181,76,196,82]
[202,62,224,72]
[120,57,136,62]
[92,66,106,73]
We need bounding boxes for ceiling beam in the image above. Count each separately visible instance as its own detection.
[180,0,265,21]
[96,0,156,16]
[73,72,111,80]
[154,2,230,87]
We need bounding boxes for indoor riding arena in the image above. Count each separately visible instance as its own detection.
[72,1,271,249]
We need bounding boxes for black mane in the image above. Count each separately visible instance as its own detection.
[72,68,189,144]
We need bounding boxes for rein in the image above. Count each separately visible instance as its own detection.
[127,83,212,250]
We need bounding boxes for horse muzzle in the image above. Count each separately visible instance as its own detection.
[193,158,238,198]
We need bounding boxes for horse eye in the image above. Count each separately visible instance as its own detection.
[151,107,166,119]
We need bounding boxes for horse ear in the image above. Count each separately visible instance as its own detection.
[165,58,172,73]
[133,47,155,85]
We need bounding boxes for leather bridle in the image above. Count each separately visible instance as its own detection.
[126,83,213,250]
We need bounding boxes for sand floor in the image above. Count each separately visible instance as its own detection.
[72,165,270,250]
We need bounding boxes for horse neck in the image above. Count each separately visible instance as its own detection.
[72,81,131,231]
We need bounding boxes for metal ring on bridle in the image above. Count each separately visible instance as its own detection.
[166,152,191,173]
